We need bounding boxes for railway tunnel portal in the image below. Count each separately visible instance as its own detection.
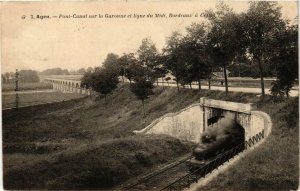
[200,97,265,141]
[134,97,271,144]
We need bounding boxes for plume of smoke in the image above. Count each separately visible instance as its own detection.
[193,117,244,160]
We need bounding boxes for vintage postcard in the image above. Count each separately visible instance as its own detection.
[1,1,298,190]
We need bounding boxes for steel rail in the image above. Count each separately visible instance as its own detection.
[124,154,193,190]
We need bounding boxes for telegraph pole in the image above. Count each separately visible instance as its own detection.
[15,69,19,109]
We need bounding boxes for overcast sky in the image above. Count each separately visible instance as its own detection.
[1,1,298,73]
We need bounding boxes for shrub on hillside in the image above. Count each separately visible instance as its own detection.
[278,98,299,128]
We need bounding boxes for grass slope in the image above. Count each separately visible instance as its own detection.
[4,135,190,190]
[3,83,298,190]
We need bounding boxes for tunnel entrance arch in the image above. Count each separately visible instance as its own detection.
[200,97,257,141]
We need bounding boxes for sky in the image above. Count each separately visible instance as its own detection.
[1,1,298,73]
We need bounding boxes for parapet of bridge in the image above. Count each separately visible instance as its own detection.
[134,97,272,143]
[44,78,95,95]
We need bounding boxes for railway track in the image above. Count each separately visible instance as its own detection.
[124,145,245,191]
[123,154,193,190]
[122,131,264,191]
[124,149,240,191]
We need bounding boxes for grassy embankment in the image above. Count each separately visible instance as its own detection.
[2,91,86,109]
[3,83,298,190]
[2,82,53,92]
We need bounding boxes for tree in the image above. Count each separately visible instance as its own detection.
[80,54,120,103]
[204,2,245,94]
[130,66,154,118]
[119,55,126,82]
[180,22,211,90]
[81,71,95,89]
[270,22,298,98]
[77,68,86,75]
[176,60,193,88]
[62,69,69,75]
[119,53,139,84]
[102,53,120,75]
[243,1,286,99]
[19,70,40,82]
[90,67,119,103]
[4,72,11,83]
[2,72,13,83]
[164,31,185,92]
[137,38,161,82]
[2,74,6,83]
[153,54,168,86]
[228,62,253,77]
[69,69,77,75]
[86,67,93,73]
[41,68,69,75]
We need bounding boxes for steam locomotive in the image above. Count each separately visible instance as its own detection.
[187,116,245,170]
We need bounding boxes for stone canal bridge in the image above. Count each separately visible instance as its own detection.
[44,78,94,95]
[134,97,271,144]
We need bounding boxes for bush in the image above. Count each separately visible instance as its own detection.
[270,81,285,102]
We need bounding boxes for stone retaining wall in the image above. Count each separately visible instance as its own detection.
[134,103,204,143]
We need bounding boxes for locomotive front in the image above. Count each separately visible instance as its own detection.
[187,117,245,169]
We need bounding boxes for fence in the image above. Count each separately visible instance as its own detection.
[245,130,264,147]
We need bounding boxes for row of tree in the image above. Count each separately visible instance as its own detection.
[2,70,40,83]
[40,67,94,75]
[141,2,297,98]
[82,2,298,111]
[2,67,95,83]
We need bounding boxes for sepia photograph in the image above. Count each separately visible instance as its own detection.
[1,1,299,190]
